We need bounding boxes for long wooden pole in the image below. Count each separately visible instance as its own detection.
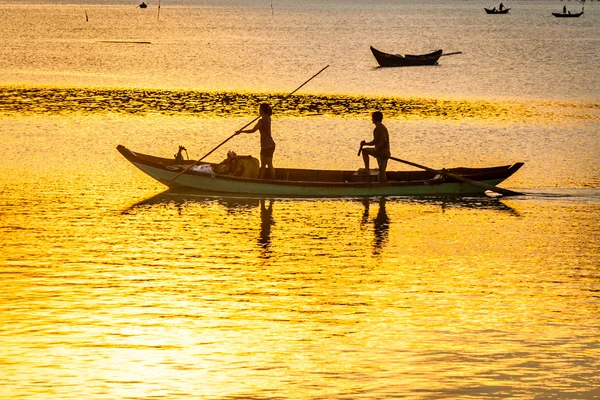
[440,51,462,57]
[388,156,523,196]
[170,64,329,182]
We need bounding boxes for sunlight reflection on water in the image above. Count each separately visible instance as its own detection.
[1,0,599,396]
[2,86,599,124]
[1,185,599,399]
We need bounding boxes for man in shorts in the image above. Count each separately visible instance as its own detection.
[360,111,391,183]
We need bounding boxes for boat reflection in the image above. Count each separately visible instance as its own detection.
[124,190,520,217]
[423,196,521,216]
[121,190,262,215]
[123,190,520,257]
[124,190,520,215]
[357,195,519,254]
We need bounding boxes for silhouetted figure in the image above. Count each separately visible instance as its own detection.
[360,111,391,183]
[499,3,505,10]
[174,145,188,164]
[139,2,148,8]
[563,5,567,13]
[236,103,276,180]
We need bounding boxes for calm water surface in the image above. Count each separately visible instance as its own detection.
[1,0,599,398]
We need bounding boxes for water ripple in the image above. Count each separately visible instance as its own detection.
[2,86,598,123]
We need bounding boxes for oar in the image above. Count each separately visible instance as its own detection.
[389,156,523,197]
[440,51,462,57]
[170,64,330,182]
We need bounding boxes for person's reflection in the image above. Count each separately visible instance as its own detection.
[259,199,274,257]
[361,197,371,226]
[361,197,390,255]
[373,197,389,254]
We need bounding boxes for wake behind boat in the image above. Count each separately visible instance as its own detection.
[117,145,523,197]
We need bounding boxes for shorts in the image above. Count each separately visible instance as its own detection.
[377,157,388,172]
[261,145,275,158]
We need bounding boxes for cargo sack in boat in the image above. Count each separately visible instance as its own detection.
[214,153,259,179]
[237,156,260,178]
[191,164,213,174]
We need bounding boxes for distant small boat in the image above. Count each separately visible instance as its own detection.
[370,46,443,67]
[485,7,510,14]
[139,2,148,8]
[552,11,583,18]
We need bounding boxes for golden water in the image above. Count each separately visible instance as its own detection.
[2,186,599,398]
[1,0,599,398]
[2,108,599,398]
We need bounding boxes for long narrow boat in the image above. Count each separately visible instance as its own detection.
[117,145,523,197]
[370,46,443,68]
[552,11,583,18]
[485,7,510,14]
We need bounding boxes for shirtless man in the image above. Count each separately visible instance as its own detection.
[360,111,391,183]
[236,103,276,179]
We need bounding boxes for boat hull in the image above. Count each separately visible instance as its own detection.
[485,8,510,14]
[117,145,523,198]
[370,46,443,68]
[552,11,583,17]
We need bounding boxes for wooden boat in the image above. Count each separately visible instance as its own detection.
[552,11,583,18]
[117,145,524,197]
[370,46,443,68]
[485,7,510,14]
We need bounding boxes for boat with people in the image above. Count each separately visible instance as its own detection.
[485,7,510,14]
[370,47,444,68]
[117,145,524,197]
[552,10,583,18]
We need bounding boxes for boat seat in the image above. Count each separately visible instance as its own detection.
[353,168,380,183]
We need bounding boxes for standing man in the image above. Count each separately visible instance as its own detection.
[236,103,276,179]
[360,111,391,183]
